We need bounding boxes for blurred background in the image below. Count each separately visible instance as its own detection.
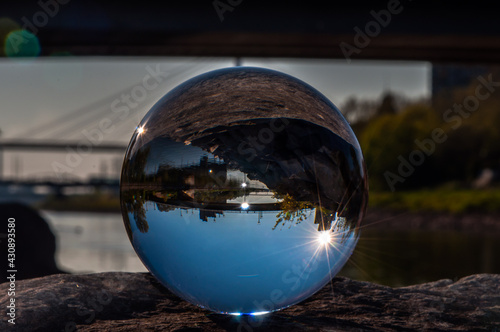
[0,0,499,286]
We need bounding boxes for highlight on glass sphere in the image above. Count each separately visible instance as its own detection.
[120,67,368,315]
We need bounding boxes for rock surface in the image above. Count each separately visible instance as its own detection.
[1,273,499,331]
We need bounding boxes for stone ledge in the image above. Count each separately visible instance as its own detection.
[1,273,499,331]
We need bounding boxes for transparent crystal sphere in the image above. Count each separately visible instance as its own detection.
[120,67,368,315]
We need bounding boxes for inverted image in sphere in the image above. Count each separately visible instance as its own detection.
[120,67,368,315]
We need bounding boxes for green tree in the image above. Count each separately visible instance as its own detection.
[360,104,440,190]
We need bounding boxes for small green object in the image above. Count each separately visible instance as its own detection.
[4,30,41,57]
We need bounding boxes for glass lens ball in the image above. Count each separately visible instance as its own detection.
[120,67,368,315]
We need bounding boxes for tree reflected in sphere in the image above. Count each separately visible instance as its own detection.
[120,67,368,315]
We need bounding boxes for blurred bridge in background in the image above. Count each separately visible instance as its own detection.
[0,140,124,202]
[0,140,127,152]
[1,0,499,203]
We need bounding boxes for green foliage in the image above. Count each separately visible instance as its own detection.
[357,76,500,191]
[273,194,314,230]
[369,189,500,214]
[432,81,500,183]
[38,193,120,212]
[360,104,440,190]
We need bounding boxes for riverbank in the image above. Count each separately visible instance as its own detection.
[363,207,500,233]
[37,193,120,213]
[369,188,500,214]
